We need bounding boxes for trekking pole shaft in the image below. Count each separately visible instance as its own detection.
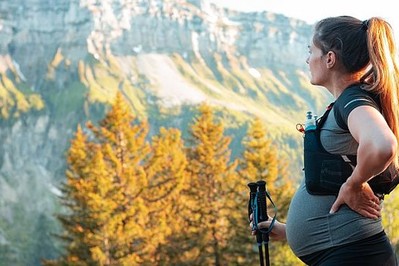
[265,243,270,266]
[257,180,270,266]
[258,244,265,266]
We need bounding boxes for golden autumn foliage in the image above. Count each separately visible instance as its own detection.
[177,103,241,265]
[44,92,151,265]
[44,94,399,265]
[239,117,300,265]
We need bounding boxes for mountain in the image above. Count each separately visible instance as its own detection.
[0,0,332,264]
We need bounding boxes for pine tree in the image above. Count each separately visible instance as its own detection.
[181,103,239,266]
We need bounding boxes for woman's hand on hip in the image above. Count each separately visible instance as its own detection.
[329,180,381,219]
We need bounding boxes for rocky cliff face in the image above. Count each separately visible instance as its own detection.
[0,0,312,89]
[0,0,331,264]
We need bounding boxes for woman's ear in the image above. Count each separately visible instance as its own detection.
[325,50,336,68]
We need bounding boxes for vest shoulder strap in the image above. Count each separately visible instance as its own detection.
[316,102,335,129]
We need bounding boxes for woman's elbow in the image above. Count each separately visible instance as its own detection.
[379,135,398,162]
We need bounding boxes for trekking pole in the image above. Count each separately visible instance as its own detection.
[248,181,277,266]
[257,180,270,266]
[248,182,264,266]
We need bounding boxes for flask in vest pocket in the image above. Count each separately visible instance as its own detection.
[305,111,316,131]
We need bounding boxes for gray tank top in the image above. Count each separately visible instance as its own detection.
[286,96,383,257]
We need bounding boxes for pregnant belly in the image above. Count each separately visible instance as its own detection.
[285,185,334,256]
[285,182,382,257]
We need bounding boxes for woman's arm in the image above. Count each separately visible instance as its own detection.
[330,105,397,218]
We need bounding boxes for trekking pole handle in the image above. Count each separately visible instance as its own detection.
[256,180,269,243]
[248,182,258,223]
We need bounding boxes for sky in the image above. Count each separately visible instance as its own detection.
[209,0,399,39]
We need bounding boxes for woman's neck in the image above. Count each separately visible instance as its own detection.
[326,73,363,98]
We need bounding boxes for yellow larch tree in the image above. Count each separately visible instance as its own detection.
[88,92,151,264]
[44,92,151,265]
[143,127,188,265]
[239,117,300,266]
[180,103,240,266]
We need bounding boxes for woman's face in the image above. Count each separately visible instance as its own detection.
[306,41,328,86]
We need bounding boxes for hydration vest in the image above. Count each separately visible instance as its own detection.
[303,103,399,198]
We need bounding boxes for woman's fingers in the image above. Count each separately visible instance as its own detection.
[257,220,271,229]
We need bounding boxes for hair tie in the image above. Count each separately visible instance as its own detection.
[361,20,369,31]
